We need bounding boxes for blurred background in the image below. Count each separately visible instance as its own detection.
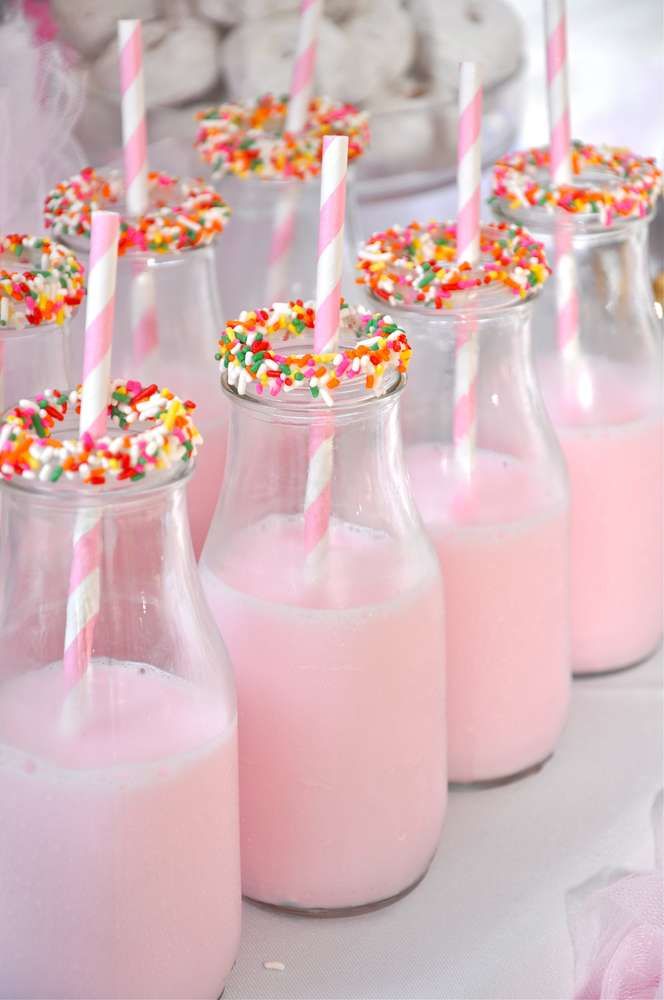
[1,0,662,265]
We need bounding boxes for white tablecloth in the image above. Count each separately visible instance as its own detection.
[224,651,662,1000]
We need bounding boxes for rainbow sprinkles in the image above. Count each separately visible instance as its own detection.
[195,94,369,181]
[355,221,550,309]
[217,301,411,406]
[0,380,201,485]
[44,169,230,255]
[0,234,85,328]
[492,141,662,225]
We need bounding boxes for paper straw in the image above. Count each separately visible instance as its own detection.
[119,22,160,366]
[63,211,119,687]
[130,260,159,365]
[285,0,323,134]
[304,135,348,564]
[544,0,580,358]
[118,19,148,218]
[265,184,298,304]
[268,0,323,301]
[544,0,572,186]
[453,62,482,479]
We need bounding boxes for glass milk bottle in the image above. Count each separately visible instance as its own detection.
[0,382,241,1000]
[0,233,84,409]
[200,303,447,913]
[44,169,231,558]
[357,221,570,785]
[492,144,663,674]
[194,95,368,320]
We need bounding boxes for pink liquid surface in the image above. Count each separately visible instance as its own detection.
[407,446,570,784]
[201,515,447,910]
[0,662,241,1000]
[540,358,664,673]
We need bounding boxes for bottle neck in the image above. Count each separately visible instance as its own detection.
[492,202,661,371]
[0,470,201,672]
[205,374,424,554]
[0,320,74,408]
[381,294,567,490]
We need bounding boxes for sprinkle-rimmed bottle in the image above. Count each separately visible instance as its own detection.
[0,234,84,411]
[194,95,369,321]
[0,381,241,999]
[44,169,231,557]
[200,302,447,913]
[492,142,663,675]
[356,221,571,786]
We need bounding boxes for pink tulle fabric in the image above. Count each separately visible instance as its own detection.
[569,793,663,999]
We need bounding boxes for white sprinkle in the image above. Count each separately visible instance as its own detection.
[263,961,285,972]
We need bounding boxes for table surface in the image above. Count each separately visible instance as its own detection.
[225,1,663,997]
[224,652,662,1000]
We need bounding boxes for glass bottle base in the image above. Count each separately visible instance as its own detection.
[572,640,662,679]
[449,752,553,790]
[244,859,433,917]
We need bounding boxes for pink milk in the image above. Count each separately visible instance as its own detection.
[201,515,447,910]
[0,662,241,1000]
[539,357,664,673]
[407,446,570,784]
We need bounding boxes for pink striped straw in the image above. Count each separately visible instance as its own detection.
[304,135,348,564]
[285,0,323,134]
[453,62,482,478]
[63,211,119,686]
[545,0,580,357]
[118,21,159,365]
[130,260,159,365]
[266,0,323,300]
[544,0,572,186]
[265,185,298,303]
[118,19,148,218]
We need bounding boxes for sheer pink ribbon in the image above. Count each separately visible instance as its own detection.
[568,791,663,999]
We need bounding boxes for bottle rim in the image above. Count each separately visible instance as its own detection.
[491,196,656,240]
[221,365,404,423]
[368,284,539,320]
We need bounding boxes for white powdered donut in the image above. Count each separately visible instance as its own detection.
[219,0,412,105]
[219,14,346,102]
[196,0,245,26]
[324,0,373,20]
[408,0,523,91]
[92,17,219,108]
[337,0,414,103]
[52,0,158,58]
[365,88,436,172]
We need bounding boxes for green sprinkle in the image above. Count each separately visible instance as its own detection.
[31,413,46,438]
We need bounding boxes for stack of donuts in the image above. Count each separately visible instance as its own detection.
[52,0,524,177]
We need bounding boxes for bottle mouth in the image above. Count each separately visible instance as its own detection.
[491,142,660,235]
[222,361,404,422]
[44,168,229,258]
[368,282,539,319]
[0,234,85,329]
[491,195,656,238]
[217,301,411,419]
[0,381,200,505]
[195,94,369,182]
[356,220,549,313]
